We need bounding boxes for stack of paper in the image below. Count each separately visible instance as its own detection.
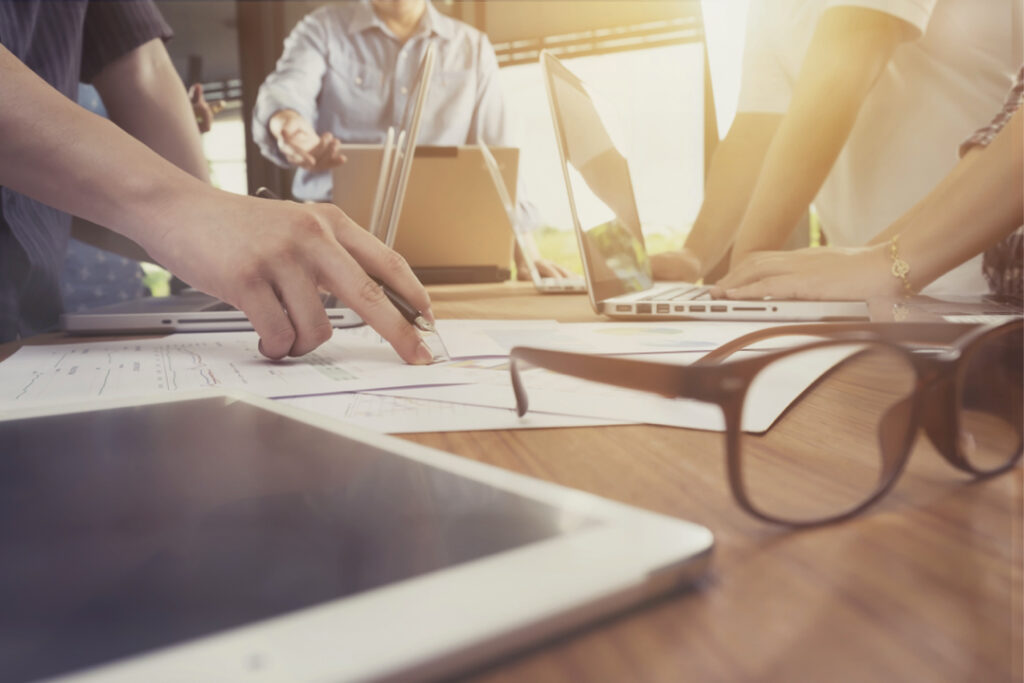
[0,319,824,435]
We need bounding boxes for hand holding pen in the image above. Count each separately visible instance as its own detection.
[254,187,445,360]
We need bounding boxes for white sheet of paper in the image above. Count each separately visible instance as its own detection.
[0,328,479,407]
[375,346,858,433]
[281,392,628,434]
[435,319,805,358]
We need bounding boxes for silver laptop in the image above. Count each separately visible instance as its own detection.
[478,141,587,294]
[541,51,867,321]
[61,290,362,334]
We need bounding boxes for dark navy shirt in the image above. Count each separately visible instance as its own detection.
[0,1,171,342]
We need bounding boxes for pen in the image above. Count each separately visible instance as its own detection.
[253,187,435,334]
[374,277,435,333]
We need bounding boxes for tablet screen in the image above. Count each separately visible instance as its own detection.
[0,398,599,681]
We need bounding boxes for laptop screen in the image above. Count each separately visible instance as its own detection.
[543,52,653,302]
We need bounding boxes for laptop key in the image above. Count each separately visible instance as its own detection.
[638,285,705,302]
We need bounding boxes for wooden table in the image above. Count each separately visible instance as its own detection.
[2,282,1021,682]
[413,282,1022,682]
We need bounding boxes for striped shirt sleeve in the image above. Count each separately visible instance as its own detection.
[79,0,173,83]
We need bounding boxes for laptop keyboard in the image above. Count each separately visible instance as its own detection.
[637,285,709,302]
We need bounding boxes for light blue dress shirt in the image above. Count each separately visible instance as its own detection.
[253,0,516,204]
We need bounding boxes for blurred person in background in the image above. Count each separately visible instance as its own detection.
[653,0,1017,297]
[716,67,1023,302]
[253,0,567,278]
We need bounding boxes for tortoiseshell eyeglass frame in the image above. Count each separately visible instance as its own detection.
[508,320,1023,526]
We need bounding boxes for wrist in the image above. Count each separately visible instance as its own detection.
[132,181,235,264]
[885,235,917,297]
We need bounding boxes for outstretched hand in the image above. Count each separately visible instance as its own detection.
[270,110,347,172]
[146,194,434,363]
[713,244,897,300]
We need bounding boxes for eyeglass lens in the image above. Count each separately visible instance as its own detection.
[738,343,918,524]
[956,324,1023,472]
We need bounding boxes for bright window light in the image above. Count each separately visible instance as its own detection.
[499,42,705,250]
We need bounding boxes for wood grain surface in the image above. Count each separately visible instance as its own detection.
[405,282,1023,683]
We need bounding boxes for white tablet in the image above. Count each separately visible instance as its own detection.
[0,391,713,682]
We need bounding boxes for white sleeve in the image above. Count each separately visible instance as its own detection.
[736,0,798,115]
[825,0,938,38]
[252,9,331,168]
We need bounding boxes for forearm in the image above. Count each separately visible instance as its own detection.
[92,38,209,183]
[879,110,1023,291]
[683,113,780,275]
[253,13,329,166]
[0,46,227,253]
[730,8,910,265]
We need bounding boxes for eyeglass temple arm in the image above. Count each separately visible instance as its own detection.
[697,322,979,365]
[509,346,720,417]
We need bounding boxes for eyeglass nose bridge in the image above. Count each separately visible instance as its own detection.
[877,394,919,485]
[917,374,971,470]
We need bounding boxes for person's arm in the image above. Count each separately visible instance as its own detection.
[253,10,345,171]
[0,44,433,364]
[91,37,209,182]
[651,112,781,281]
[727,7,917,268]
[268,109,346,171]
[715,108,1023,299]
[189,83,224,134]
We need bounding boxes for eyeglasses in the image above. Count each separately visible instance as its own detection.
[508,320,1022,526]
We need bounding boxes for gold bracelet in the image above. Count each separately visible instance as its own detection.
[889,235,915,297]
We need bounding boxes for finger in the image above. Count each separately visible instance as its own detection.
[328,138,347,163]
[284,149,316,169]
[280,125,317,152]
[309,132,334,159]
[323,207,433,317]
[188,82,203,103]
[717,252,788,290]
[272,264,334,356]
[311,137,348,171]
[281,117,311,138]
[234,282,296,360]
[279,139,317,169]
[313,242,433,364]
[307,134,338,171]
[723,276,805,301]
